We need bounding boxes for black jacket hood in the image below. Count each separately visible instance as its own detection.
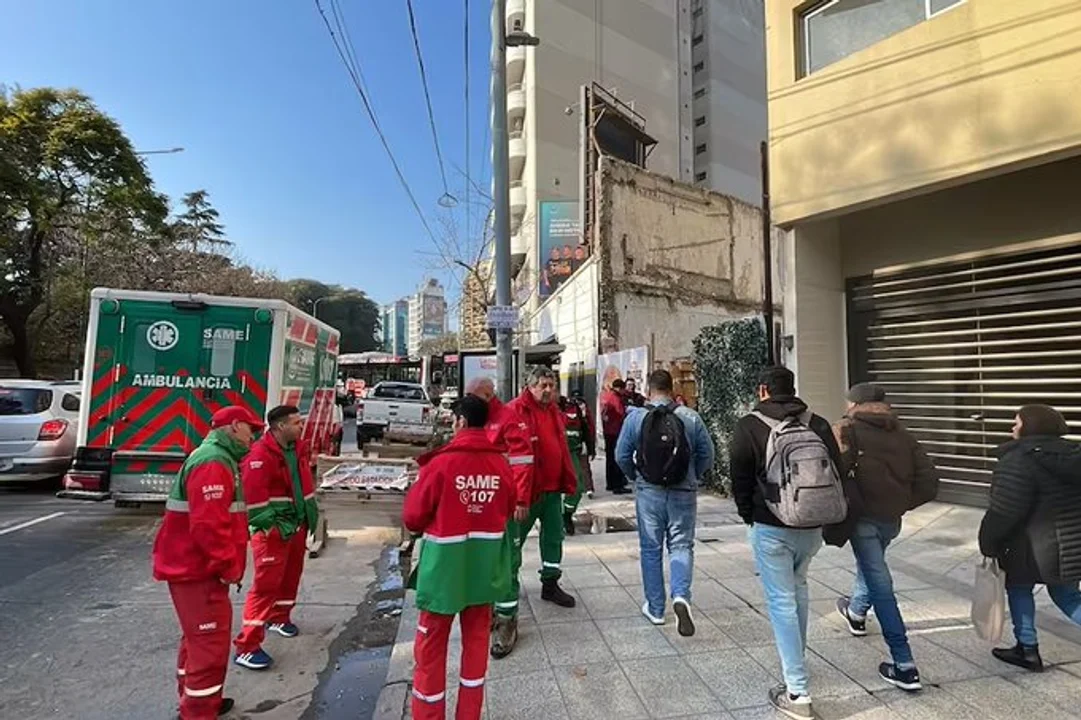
[755,396,809,421]
[999,436,1081,483]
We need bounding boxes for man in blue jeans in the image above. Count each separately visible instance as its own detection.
[731,367,842,720]
[831,383,938,693]
[617,369,715,637]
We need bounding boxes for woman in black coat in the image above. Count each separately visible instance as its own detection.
[978,404,1081,672]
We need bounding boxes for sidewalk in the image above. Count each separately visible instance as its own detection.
[377,496,1081,719]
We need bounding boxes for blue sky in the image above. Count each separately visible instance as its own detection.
[0,0,492,307]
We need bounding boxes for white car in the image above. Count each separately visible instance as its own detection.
[0,380,81,484]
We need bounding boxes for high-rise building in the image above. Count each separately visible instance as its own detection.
[408,278,448,357]
[381,300,409,358]
[504,0,766,318]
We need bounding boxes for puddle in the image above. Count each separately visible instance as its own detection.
[577,512,637,534]
[299,545,406,720]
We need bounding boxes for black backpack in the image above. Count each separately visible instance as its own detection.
[635,405,691,486]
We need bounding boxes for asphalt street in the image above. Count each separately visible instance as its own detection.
[0,485,175,719]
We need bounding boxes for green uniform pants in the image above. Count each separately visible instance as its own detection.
[494,491,565,618]
[563,452,587,514]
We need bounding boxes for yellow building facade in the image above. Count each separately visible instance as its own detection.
[767,0,1081,502]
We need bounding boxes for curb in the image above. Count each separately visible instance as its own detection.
[372,591,419,719]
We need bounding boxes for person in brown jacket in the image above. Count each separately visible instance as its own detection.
[831,383,939,694]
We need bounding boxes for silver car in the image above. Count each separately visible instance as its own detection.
[0,380,81,483]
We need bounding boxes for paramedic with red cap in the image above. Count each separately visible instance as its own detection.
[152,406,262,720]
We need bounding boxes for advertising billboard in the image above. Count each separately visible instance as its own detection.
[596,345,651,421]
[538,200,588,299]
[422,296,445,336]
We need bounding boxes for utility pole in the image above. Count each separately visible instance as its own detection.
[490,0,513,401]
[490,0,539,401]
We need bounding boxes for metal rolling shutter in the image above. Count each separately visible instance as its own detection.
[846,241,1081,505]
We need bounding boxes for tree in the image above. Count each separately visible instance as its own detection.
[418,333,460,356]
[0,87,167,376]
[173,189,229,253]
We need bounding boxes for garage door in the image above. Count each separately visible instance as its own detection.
[846,240,1081,506]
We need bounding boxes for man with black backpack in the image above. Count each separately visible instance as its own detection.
[616,370,715,637]
[731,367,845,720]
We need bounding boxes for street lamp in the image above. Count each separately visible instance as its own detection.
[312,297,329,320]
[135,147,185,156]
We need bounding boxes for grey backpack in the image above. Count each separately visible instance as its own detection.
[752,411,847,528]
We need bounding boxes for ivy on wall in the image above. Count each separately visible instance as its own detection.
[692,317,768,493]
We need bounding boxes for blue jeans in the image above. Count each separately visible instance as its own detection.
[748,523,823,697]
[637,485,697,617]
[848,518,914,668]
[1007,582,1081,647]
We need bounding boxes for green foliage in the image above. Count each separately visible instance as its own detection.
[0,86,383,378]
[285,279,381,354]
[692,317,768,493]
[417,333,459,357]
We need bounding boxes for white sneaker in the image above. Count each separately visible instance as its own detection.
[641,602,665,625]
[672,597,696,637]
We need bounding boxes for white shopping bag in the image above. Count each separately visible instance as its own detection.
[972,557,1007,644]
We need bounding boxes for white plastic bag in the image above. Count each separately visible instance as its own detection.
[972,557,1006,644]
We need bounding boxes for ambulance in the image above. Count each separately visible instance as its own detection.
[59,288,342,507]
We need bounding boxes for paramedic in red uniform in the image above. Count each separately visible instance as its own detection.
[152,406,261,720]
[234,404,319,671]
[403,395,516,720]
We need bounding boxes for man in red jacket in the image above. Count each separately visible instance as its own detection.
[601,379,630,494]
[402,395,516,720]
[488,366,578,658]
[152,406,261,720]
[234,405,319,671]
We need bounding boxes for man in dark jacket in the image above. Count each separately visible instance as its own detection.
[730,367,842,720]
[979,404,1081,672]
[831,384,938,693]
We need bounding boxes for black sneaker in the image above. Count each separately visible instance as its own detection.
[767,684,813,719]
[218,698,235,716]
[836,596,867,637]
[879,663,922,692]
[563,511,576,536]
[992,644,1044,673]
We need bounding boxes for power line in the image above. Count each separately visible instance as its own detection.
[313,0,439,244]
[464,0,470,255]
[405,0,454,203]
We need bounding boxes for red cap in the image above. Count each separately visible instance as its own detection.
[211,406,264,431]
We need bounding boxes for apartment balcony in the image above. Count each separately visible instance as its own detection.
[511,225,528,262]
[506,0,526,33]
[507,82,526,122]
[507,45,526,85]
[510,180,527,220]
[509,130,526,179]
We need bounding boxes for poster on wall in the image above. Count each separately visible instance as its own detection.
[538,200,588,299]
[596,346,651,419]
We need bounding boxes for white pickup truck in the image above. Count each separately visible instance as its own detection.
[356,381,435,447]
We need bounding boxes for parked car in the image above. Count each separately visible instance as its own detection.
[0,380,81,484]
[356,381,434,447]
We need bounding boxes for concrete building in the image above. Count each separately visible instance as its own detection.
[381,300,409,358]
[506,0,766,318]
[459,260,493,350]
[767,0,1081,503]
[407,278,447,357]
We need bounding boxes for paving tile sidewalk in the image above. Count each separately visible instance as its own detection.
[377,499,1081,720]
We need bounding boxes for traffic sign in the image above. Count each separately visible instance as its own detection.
[486,305,519,330]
